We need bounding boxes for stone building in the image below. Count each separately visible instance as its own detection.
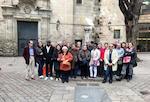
[137,2,150,52]
[0,0,126,56]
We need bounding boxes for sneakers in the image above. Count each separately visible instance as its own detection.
[39,75,44,79]
[102,80,106,83]
[55,78,59,81]
[50,77,53,80]
[44,77,48,80]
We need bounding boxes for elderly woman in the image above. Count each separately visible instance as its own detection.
[59,46,73,83]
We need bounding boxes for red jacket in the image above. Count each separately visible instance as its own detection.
[59,52,73,71]
[23,46,36,65]
[100,48,106,61]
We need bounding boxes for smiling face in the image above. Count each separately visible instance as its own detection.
[109,44,114,50]
[129,43,133,48]
[29,40,33,48]
[38,41,42,47]
[83,45,87,51]
[56,45,61,50]
[62,46,68,53]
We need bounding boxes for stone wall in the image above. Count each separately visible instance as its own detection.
[0,0,126,56]
[0,40,17,56]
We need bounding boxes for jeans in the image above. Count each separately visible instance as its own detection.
[104,66,113,81]
[37,59,44,76]
[89,65,97,78]
[121,64,133,76]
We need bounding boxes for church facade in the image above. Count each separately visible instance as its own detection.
[0,0,126,56]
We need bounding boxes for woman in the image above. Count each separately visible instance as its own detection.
[52,44,62,81]
[89,43,100,78]
[121,42,136,82]
[70,44,79,79]
[59,46,73,83]
[78,45,91,79]
[36,41,44,79]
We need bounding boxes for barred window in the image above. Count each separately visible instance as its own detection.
[114,30,120,39]
[76,0,82,4]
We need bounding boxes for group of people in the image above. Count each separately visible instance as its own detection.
[23,40,137,83]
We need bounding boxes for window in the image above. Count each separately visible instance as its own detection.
[141,5,150,14]
[114,30,120,39]
[76,0,82,4]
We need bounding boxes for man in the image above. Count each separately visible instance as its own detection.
[103,43,119,83]
[89,43,100,78]
[78,45,91,79]
[70,44,79,79]
[23,40,37,81]
[116,43,124,79]
[43,41,54,80]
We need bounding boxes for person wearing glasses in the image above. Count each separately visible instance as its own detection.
[23,40,37,81]
[102,43,119,84]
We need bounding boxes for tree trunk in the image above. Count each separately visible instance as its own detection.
[119,0,143,48]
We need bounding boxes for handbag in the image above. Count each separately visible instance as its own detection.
[123,56,131,63]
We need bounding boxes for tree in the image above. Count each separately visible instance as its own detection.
[119,0,143,47]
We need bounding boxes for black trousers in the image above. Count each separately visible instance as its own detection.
[45,60,53,77]
[99,61,104,77]
[80,63,89,78]
[61,70,70,82]
[116,64,123,76]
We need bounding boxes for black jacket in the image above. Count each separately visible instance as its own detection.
[43,46,54,61]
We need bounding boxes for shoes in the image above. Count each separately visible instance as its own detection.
[31,77,36,80]
[61,80,65,83]
[39,75,44,79]
[55,78,59,81]
[50,77,53,80]
[102,80,106,83]
[25,78,30,81]
[44,77,48,80]
[109,80,112,84]
[127,75,132,82]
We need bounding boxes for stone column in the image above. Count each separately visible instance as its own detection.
[84,26,92,44]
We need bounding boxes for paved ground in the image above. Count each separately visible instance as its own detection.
[0,53,150,102]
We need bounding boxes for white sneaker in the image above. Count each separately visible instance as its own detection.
[50,77,53,80]
[44,77,48,80]
[39,75,44,79]
[55,78,58,81]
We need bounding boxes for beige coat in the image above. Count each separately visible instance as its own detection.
[104,49,119,71]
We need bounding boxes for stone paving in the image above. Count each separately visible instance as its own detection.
[0,53,150,102]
